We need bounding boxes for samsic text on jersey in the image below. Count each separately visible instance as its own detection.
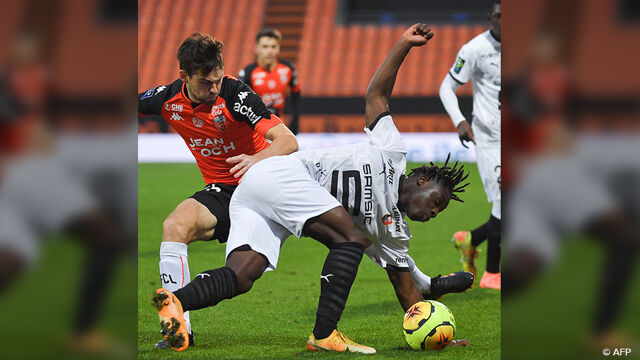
[238,60,299,117]
[138,76,282,185]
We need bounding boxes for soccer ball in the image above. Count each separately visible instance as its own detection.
[402,300,456,350]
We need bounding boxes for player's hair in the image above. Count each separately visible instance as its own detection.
[256,28,282,43]
[407,153,470,202]
[177,32,224,76]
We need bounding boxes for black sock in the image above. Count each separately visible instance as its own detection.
[173,266,238,311]
[73,242,119,334]
[471,218,491,247]
[486,216,501,273]
[312,242,364,340]
[593,244,637,332]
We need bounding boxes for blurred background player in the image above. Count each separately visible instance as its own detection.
[439,2,501,289]
[238,28,301,134]
[138,32,297,349]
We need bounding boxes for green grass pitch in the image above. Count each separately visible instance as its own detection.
[138,162,501,359]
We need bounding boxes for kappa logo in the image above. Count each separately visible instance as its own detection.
[381,214,393,226]
[320,274,333,283]
[193,117,204,128]
[170,113,183,121]
[214,115,227,131]
[155,85,166,94]
[238,91,249,103]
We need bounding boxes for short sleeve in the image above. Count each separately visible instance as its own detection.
[364,112,406,155]
[138,79,182,116]
[223,76,278,129]
[448,44,473,84]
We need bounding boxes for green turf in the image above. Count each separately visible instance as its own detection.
[138,162,500,359]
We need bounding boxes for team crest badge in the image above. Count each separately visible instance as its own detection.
[382,214,393,226]
[192,117,204,128]
[214,115,227,131]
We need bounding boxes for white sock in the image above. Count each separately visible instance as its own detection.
[407,256,431,293]
[491,200,501,220]
[159,241,192,334]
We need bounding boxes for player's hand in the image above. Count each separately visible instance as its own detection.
[226,154,259,179]
[402,23,434,47]
[457,120,476,148]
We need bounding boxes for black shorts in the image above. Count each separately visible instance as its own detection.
[190,183,237,243]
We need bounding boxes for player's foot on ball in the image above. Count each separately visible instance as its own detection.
[479,271,501,290]
[425,271,475,300]
[155,332,194,349]
[452,231,479,278]
[306,329,376,354]
[152,288,189,352]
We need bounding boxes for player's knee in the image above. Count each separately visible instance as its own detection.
[162,216,191,244]
[344,229,367,246]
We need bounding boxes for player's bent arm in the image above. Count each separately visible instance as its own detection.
[365,24,434,128]
[259,123,298,159]
[439,74,467,128]
[386,267,424,312]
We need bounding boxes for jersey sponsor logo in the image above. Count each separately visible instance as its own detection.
[362,164,373,225]
[262,92,284,107]
[267,80,276,89]
[254,78,264,86]
[211,103,225,116]
[392,207,402,233]
[253,71,266,79]
[167,103,183,112]
[454,57,466,74]
[387,158,395,185]
[165,103,170,111]
[188,137,236,157]
[141,89,154,99]
[170,112,183,121]
[238,91,249,103]
[233,102,262,124]
[381,214,393,226]
[214,115,227,131]
[193,117,204,128]
[395,257,407,264]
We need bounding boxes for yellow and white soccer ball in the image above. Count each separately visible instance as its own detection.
[402,300,456,350]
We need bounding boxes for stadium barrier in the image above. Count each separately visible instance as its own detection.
[138,133,477,163]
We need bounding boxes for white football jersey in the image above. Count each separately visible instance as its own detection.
[449,30,501,145]
[293,113,412,269]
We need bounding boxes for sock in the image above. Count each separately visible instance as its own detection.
[486,216,501,273]
[407,256,431,293]
[313,242,364,340]
[173,266,238,311]
[73,242,119,334]
[471,219,490,247]
[593,243,637,332]
[159,242,191,333]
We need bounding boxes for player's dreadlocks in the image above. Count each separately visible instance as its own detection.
[407,153,470,202]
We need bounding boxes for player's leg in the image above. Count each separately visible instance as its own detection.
[159,197,217,342]
[302,207,376,354]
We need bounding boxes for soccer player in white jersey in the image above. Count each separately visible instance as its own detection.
[152,24,473,353]
[439,3,502,289]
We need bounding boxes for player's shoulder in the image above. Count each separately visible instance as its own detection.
[464,30,493,50]
[139,79,183,101]
[239,62,258,76]
[278,59,297,71]
[221,75,251,95]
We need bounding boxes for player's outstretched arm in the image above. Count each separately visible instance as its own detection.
[386,267,424,312]
[365,23,434,128]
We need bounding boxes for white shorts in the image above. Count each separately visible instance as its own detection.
[225,156,341,271]
[475,145,501,204]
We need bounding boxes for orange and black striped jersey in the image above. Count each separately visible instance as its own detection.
[138,75,282,185]
[238,60,299,117]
